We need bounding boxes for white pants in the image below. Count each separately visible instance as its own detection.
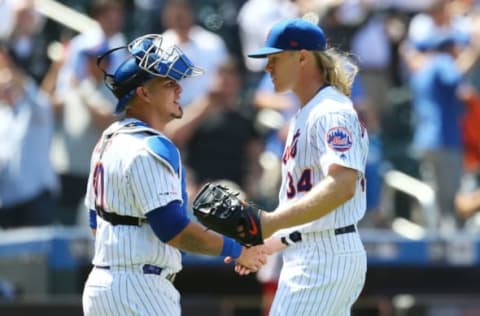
[82,266,180,316]
[270,229,367,316]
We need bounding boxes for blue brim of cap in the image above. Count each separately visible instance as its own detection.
[248,47,284,58]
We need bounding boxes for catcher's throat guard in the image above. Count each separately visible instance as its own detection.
[192,183,264,247]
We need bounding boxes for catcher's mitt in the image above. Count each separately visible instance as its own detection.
[192,183,263,246]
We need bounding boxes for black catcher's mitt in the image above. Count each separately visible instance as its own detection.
[192,183,263,246]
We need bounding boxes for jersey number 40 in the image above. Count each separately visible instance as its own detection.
[93,162,105,210]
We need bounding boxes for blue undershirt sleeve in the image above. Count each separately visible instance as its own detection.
[146,200,191,243]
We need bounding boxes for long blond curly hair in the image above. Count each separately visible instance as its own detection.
[313,48,358,97]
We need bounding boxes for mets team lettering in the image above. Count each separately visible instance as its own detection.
[282,129,301,164]
[327,126,353,152]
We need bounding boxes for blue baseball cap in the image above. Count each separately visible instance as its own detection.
[248,18,327,58]
[111,58,154,113]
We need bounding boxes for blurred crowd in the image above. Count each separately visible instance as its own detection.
[1,0,480,235]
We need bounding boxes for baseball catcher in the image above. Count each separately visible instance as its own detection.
[192,183,264,246]
[83,33,269,316]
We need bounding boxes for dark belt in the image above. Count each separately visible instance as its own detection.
[281,224,356,246]
[94,264,176,283]
[96,207,146,226]
[334,224,356,235]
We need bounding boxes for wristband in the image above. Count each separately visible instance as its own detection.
[221,236,242,259]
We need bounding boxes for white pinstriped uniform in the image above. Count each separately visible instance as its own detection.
[270,86,369,316]
[82,118,184,316]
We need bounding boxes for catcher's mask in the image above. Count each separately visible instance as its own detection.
[97,34,204,114]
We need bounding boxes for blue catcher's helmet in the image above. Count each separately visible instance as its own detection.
[97,34,204,113]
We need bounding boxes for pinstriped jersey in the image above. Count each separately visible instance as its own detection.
[273,86,369,237]
[84,118,183,274]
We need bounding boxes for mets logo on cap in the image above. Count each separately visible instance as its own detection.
[327,127,352,152]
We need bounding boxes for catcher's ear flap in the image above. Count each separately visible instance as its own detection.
[104,74,116,90]
[96,46,126,72]
[102,58,154,101]
[97,46,128,99]
[103,73,125,99]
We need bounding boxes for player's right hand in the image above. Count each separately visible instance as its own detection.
[225,238,283,275]
[230,245,268,273]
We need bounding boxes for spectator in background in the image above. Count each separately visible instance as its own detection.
[456,187,480,222]
[160,0,228,106]
[253,72,300,209]
[460,7,480,180]
[350,73,387,227]
[458,86,480,180]
[51,41,115,225]
[237,0,299,79]
[0,279,16,300]
[0,46,58,228]
[55,0,127,100]
[128,0,164,38]
[4,0,50,84]
[401,15,479,230]
[0,1,16,39]
[455,7,480,228]
[165,57,263,201]
[351,5,393,118]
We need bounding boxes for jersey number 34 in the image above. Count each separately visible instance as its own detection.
[286,169,313,199]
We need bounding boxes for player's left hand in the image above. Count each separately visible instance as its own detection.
[192,183,265,246]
